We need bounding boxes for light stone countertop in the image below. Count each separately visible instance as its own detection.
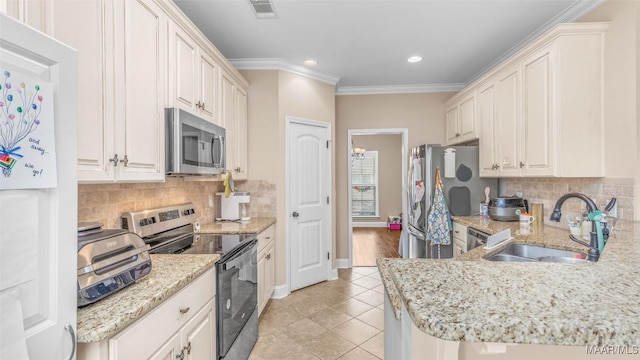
[378,216,640,346]
[77,254,219,343]
[197,217,276,234]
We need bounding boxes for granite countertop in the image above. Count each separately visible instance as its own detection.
[197,217,276,234]
[378,216,640,346]
[77,254,219,343]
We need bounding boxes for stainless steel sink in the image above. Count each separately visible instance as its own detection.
[485,244,587,263]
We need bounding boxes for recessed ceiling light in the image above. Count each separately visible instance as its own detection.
[407,56,423,63]
[304,60,318,66]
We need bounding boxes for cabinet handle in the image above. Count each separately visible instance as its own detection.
[235,167,241,173]
[64,324,76,360]
[266,253,271,260]
[185,342,192,355]
[196,101,202,109]
[179,307,190,314]
[265,236,271,240]
[201,102,205,110]
[109,154,119,167]
[456,132,461,137]
[176,350,185,360]
[519,161,525,168]
[119,154,129,167]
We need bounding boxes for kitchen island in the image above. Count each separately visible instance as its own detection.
[379,217,640,359]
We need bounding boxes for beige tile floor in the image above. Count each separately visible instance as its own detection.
[249,267,385,360]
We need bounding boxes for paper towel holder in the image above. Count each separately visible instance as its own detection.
[444,148,456,178]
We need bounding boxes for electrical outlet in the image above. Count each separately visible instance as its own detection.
[209,194,214,207]
[516,191,523,198]
[605,199,618,218]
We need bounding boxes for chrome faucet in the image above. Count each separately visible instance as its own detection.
[549,193,600,262]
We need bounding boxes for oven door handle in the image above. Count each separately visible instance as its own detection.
[219,237,257,264]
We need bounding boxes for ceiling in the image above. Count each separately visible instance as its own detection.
[173,0,603,94]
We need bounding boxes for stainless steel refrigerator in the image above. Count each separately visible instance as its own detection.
[404,145,499,258]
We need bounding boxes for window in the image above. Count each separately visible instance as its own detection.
[351,151,378,217]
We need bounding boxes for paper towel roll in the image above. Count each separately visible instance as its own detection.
[444,148,456,178]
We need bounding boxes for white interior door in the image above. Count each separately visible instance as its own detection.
[0,14,77,359]
[288,118,330,291]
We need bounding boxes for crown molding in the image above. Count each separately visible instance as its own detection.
[336,83,465,95]
[230,58,341,85]
[464,0,605,86]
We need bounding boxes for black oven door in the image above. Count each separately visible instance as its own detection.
[216,237,258,358]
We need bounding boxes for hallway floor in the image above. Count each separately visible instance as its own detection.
[352,227,401,267]
[249,267,384,360]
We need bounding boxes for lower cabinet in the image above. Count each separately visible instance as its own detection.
[78,268,216,360]
[452,221,468,258]
[257,224,275,316]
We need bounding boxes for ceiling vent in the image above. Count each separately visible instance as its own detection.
[248,0,277,19]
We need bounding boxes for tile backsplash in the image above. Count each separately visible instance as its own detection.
[78,178,276,229]
[502,177,634,228]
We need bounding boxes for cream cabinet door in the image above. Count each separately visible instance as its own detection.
[221,71,235,174]
[114,0,166,181]
[199,51,219,124]
[148,333,181,360]
[171,24,198,115]
[495,66,521,176]
[0,0,52,33]
[521,46,555,177]
[257,248,267,315]
[457,94,476,141]
[265,242,275,303]
[444,105,459,144]
[51,0,116,182]
[478,82,498,177]
[182,299,215,360]
[234,86,248,179]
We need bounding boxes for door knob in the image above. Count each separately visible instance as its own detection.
[292,211,299,218]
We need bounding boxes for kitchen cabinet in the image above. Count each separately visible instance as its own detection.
[0,0,52,33]
[445,91,477,145]
[257,224,275,316]
[221,70,249,180]
[51,0,166,182]
[476,23,607,177]
[452,221,468,258]
[169,23,220,125]
[77,268,216,360]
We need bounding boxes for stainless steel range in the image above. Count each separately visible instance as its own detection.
[121,203,258,360]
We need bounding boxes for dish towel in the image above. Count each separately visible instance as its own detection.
[223,171,234,198]
[425,167,451,258]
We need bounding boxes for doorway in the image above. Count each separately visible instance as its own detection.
[287,117,332,292]
[347,129,408,267]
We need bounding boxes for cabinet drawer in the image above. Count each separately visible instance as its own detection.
[257,224,275,253]
[452,222,467,242]
[109,268,215,360]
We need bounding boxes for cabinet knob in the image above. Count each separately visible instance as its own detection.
[109,154,119,167]
[266,253,271,260]
[185,342,192,355]
[292,211,299,218]
[235,167,241,173]
[519,161,525,168]
[456,132,461,137]
[119,155,129,167]
[179,307,190,315]
[176,351,185,360]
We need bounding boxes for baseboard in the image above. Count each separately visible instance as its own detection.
[271,284,288,299]
[353,221,387,227]
[336,258,350,269]
[329,268,339,280]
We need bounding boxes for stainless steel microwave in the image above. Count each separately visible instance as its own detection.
[165,108,225,176]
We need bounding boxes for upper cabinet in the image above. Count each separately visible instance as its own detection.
[445,91,477,145]
[168,23,220,125]
[221,70,249,180]
[466,23,608,177]
[4,0,249,183]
